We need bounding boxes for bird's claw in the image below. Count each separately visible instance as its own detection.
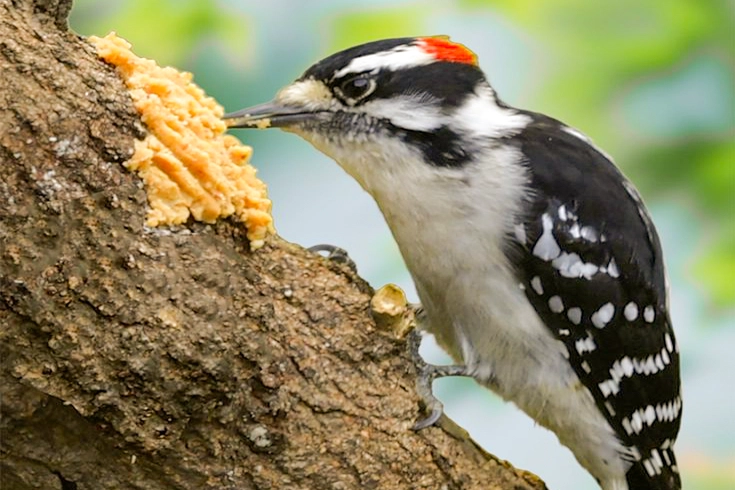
[408,329,469,430]
[412,397,445,431]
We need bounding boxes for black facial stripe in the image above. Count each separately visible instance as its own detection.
[395,125,472,168]
[371,63,485,109]
[325,62,485,111]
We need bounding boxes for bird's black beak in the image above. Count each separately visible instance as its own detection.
[224,101,324,129]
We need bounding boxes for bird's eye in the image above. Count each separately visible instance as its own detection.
[335,76,376,105]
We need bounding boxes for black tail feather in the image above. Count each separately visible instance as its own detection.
[626,449,681,490]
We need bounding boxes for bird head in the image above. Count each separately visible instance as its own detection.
[225,37,530,198]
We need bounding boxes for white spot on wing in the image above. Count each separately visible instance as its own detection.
[548,295,564,313]
[623,397,682,442]
[531,276,543,295]
[663,450,671,465]
[567,307,582,325]
[575,334,597,355]
[645,405,656,425]
[665,333,674,353]
[655,353,664,370]
[599,379,619,398]
[598,349,675,399]
[624,302,638,321]
[654,397,683,422]
[621,417,633,435]
[607,257,620,278]
[632,411,644,433]
[552,252,599,279]
[644,305,655,323]
[591,302,615,329]
[620,357,634,377]
[580,225,599,242]
[605,401,616,416]
[651,449,664,474]
[533,213,561,260]
[661,347,670,365]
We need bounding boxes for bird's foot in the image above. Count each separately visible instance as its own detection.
[407,329,470,430]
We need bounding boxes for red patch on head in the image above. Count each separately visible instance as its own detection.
[418,37,478,66]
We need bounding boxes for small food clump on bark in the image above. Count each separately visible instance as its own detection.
[89,33,274,249]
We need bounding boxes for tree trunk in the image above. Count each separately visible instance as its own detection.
[0,1,547,488]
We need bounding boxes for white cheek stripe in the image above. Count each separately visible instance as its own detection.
[360,95,443,132]
[452,85,531,139]
[334,44,436,79]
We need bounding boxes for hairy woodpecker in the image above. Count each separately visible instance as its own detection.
[225,37,682,490]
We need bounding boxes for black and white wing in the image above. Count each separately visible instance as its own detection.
[507,115,682,490]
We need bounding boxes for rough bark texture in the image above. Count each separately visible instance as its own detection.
[0,1,548,489]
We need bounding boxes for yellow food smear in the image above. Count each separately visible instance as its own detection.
[89,32,274,250]
[253,118,272,129]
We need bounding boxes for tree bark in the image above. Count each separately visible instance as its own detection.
[0,1,548,488]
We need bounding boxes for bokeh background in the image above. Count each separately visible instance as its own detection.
[70,1,734,488]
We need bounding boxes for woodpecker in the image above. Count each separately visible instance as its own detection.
[225,37,682,490]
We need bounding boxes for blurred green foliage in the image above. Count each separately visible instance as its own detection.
[71,0,251,66]
[330,6,427,50]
